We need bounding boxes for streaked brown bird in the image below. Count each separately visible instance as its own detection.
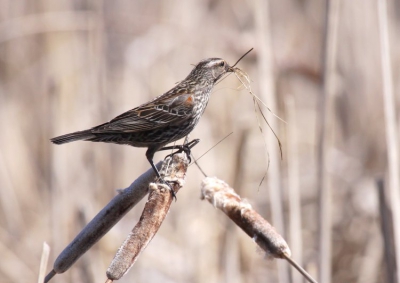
[51,49,252,189]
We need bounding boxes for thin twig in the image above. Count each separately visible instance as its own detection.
[283,254,318,283]
[189,132,235,177]
[255,99,283,159]
[233,69,287,124]
[189,132,233,166]
[191,153,208,177]
[230,48,254,68]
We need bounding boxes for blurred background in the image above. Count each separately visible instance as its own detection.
[0,0,399,282]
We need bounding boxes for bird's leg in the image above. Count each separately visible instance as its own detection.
[146,148,177,200]
[158,139,200,163]
[181,139,200,161]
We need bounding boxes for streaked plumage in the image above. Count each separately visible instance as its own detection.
[51,57,234,182]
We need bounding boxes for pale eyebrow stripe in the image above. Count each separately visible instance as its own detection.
[206,60,223,67]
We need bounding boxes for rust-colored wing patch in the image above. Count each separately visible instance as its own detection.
[185,95,194,105]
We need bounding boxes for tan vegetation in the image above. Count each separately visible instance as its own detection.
[0,0,399,282]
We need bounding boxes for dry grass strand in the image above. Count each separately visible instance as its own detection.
[232,68,284,159]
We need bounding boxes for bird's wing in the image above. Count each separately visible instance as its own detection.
[92,91,196,133]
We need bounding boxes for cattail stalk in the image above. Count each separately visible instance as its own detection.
[106,153,189,282]
[201,177,317,283]
[44,162,162,283]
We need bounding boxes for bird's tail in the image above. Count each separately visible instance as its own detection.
[51,130,95,145]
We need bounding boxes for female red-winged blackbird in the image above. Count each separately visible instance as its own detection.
[51,50,252,187]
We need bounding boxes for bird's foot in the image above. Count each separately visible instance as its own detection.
[162,139,200,163]
[158,178,179,201]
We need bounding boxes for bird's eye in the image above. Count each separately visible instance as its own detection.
[219,61,225,67]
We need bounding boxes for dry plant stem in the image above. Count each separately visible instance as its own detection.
[285,95,304,283]
[255,0,288,281]
[317,0,340,282]
[283,254,318,283]
[201,177,289,257]
[38,242,50,283]
[200,177,318,283]
[201,177,317,283]
[233,70,283,159]
[44,162,162,283]
[378,1,400,283]
[106,153,189,281]
[0,11,98,43]
[376,178,397,283]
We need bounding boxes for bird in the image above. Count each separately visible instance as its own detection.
[51,49,252,191]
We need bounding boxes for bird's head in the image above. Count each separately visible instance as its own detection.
[189,58,232,84]
[187,49,253,85]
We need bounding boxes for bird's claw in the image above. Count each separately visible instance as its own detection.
[163,139,200,163]
[159,178,178,201]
